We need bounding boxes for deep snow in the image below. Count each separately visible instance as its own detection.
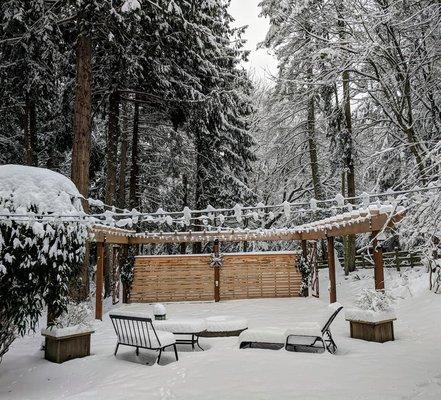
[1,267,441,400]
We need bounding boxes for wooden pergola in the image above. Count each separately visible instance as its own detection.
[92,206,405,319]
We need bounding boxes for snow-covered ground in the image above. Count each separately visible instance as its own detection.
[1,267,441,400]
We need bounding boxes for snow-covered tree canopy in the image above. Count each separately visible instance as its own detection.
[0,165,88,337]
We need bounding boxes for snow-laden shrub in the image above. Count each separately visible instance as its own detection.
[0,165,89,346]
[298,256,311,295]
[355,289,394,312]
[121,247,135,301]
[54,301,92,329]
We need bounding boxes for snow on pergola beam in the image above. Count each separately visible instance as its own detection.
[92,206,405,319]
[91,206,405,245]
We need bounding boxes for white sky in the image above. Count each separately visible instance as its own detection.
[228,0,278,82]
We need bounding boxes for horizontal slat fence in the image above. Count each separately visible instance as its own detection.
[220,253,301,300]
[130,252,301,303]
[130,255,213,303]
[317,250,423,270]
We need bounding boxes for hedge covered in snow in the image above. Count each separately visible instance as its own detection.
[0,165,88,351]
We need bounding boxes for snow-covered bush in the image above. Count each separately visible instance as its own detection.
[298,256,311,295]
[54,301,92,329]
[121,247,135,301]
[355,289,394,312]
[0,165,89,347]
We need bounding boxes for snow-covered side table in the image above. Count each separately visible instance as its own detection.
[345,309,396,343]
[41,326,94,363]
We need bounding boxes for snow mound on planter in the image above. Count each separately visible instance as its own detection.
[41,324,94,338]
[0,164,83,214]
[345,309,396,323]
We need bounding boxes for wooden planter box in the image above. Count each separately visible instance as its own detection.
[42,329,94,363]
[346,318,396,343]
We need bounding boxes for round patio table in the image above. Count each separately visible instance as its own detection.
[153,318,207,350]
[197,316,248,338]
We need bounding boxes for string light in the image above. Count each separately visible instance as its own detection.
[0,184,438,226]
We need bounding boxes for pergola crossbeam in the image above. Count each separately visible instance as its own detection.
[91,206,405,318]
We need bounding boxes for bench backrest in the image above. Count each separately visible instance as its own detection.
[321,305,343,334]
[110,314,162,349]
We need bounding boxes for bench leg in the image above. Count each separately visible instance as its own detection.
[195,336,204,351]
[157,349,162,364]
[174,344,179,361]
[136,347,139,356]
[114,343,120,356]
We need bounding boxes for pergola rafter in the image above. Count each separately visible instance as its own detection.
[91,206,406,319]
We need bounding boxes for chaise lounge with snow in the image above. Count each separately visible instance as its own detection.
[110,313,178,364]
[239,303,343,354]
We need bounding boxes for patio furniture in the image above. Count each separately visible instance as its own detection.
[110,313,178,364]
[198,316,248,337]
[153,318,207,350]
[239,303,343,354]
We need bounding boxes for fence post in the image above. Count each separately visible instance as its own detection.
[409,252,414,268]
[213,239,220,302]
[95,240,104,320]
[372,232,385,290]
[395,247,401,272]
[327,236,337,303]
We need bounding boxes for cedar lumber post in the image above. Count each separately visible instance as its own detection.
[372,231,385,290]
[301,239,308,259]
[95,240,105,320]
[327,236,337,303]
[213,239,220,302]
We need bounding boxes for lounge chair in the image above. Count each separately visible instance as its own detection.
[239,303,343,354]
[110,313,178,364]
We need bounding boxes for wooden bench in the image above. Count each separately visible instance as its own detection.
[110,314,178,364]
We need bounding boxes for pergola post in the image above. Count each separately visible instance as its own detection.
[372,231,385,290]
[213,239,220,302]
[327,236,337,303]
[301,239,308,259]
[95,241,104,320]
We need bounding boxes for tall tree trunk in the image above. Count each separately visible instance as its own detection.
[129,99,140,210]
[342,69,357,275]
[193,131,203,254]
[23,93,37,166]
[337,1,356,274]
[180,174,188,254]
[105,90,120,207]
[117,101,130,209]
[71,34,92,301]
[307,73,322,200]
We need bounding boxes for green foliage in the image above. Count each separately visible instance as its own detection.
[0,201,87,336]
[298,256,311,294]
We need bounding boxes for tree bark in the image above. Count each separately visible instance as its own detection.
[337,2,357,274]
[192,130,204,254]
[105,91,120,207]
[71,34,92,301]
[129,99,140,210]
[117,101,130,209]
[23,93,37,166]
[180,174,188,254]
[307,72,322,201]
[343,69,357,275]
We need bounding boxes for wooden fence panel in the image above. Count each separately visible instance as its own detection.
[130,255,213,303]
[130,252,302,303]
[220,253,301,300]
